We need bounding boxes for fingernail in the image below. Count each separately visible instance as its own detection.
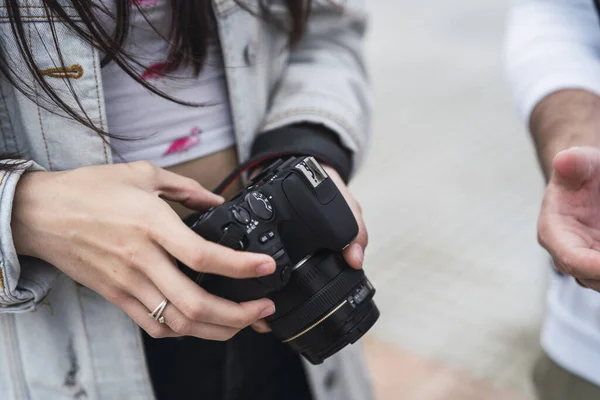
[259,304,276,319]
[351,243,364,263]
[256,262,276,276]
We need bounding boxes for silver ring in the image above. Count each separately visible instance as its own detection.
[148,298,168,324]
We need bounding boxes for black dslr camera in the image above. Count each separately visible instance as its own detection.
[181,156,379,364]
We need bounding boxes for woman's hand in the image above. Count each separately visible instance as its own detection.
[11,161,276,340]
[538,147,600,291]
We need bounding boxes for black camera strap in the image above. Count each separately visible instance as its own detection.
[212,152,296,195]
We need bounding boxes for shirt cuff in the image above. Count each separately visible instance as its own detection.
[251,124,354,183]
[0,160,57,312]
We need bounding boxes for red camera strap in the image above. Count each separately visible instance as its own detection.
[212,152,296,196]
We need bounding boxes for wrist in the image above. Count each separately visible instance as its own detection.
[11,171,54,258]
[530,89,600,179]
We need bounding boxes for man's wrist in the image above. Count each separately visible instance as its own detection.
[530,89,600,180]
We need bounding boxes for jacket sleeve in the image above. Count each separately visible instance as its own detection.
[0,160,57,312]
[505,0,600,123]
[253,0,371,180]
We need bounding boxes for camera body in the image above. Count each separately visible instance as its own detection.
[185,156,358,300]
[181,156,379,364]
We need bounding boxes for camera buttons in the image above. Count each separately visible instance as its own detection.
[231,206,251,225]
[246,191,274,220]
[272,248,286,260]
[259,230,276,244]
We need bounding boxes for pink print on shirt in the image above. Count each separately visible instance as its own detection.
[164,127,202,156]
[130,0,160,7]
[141,62,169,81]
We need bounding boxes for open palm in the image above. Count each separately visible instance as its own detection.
[538,147,600,290]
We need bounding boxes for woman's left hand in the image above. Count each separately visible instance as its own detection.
[251,163,368,333]
[321,164,368,270]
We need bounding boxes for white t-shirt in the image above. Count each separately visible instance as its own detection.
[99,0,235,168]
[506,0,600,386]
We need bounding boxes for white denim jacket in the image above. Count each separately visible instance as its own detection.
[0,0,374,399]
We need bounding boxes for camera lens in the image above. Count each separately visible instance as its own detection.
[266,251,380,364]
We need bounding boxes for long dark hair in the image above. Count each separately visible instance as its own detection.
[0,0,314,170]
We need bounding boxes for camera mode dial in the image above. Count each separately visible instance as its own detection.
[246,191,273,220]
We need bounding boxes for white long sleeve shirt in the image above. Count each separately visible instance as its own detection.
[506,0,600,386]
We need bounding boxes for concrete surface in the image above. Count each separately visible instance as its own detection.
[353,1,550,398]
[364,336,528,400]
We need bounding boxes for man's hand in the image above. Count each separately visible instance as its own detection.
[528,90,600,291]
[538,147,600,290]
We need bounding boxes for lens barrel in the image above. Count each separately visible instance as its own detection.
[267,251,380,364]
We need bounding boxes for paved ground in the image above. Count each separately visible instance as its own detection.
[363,337,528,400]
[353,1,550,398]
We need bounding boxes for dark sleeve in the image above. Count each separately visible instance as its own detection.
[250,123,353,183]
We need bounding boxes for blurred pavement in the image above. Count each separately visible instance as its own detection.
[353,1,549,399]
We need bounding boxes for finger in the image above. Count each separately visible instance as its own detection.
[344,243,364,270]
[538,215,600,279]
[128,161,225,209]
[575,278,600,292]
[251,320,271,333]
[90,278,178,339]
[343,209,368,270]
[575,278,589,289]
[130,273,243,340]
[552,147,597,190]
[140,246,276,328]
[150,215,276,279]
[549,245,600,280]
[117,294,179,339]
[153,169,225,209]
[174,288,276,330]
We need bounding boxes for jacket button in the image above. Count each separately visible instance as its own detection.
[324,371,338,389]
[244,40,257,65]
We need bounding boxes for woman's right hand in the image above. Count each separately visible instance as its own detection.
[11,161,277,340]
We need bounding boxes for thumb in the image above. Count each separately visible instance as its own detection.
[552,147,598,190]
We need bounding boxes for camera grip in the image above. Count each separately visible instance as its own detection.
[282,174,358,251]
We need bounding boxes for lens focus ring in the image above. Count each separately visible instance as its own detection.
[269,268,367,340]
